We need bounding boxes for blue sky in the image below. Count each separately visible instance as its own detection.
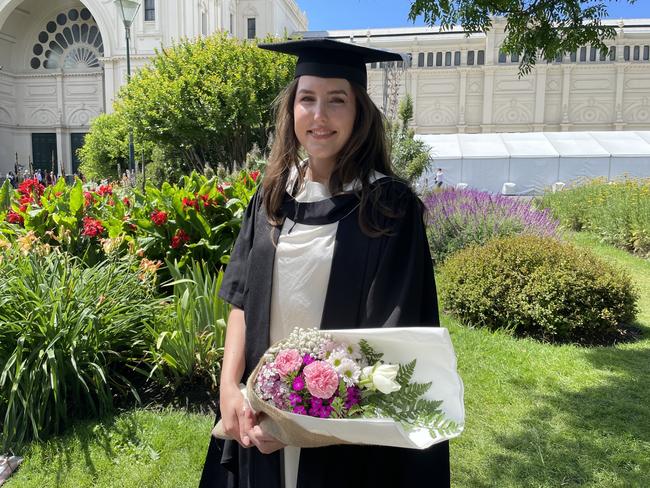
[295,1,650,31]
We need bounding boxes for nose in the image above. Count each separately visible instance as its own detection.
[313,99,328,122]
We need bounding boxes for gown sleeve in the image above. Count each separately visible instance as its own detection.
[217,189,261,310]
[365,181,440,327]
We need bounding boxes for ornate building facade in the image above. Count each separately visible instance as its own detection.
[0,0,307,175]
[0,2,648,177]
[316,19,650,135]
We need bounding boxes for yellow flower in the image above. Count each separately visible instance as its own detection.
[17,231,38,255]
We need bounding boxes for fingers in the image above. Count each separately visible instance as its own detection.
[245,424,286,454]
[238,406,256,448]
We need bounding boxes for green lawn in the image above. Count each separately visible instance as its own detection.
[7,232,650,487]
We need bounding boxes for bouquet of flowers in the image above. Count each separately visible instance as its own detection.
[214,327,464,449]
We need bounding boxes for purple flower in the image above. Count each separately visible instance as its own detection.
[293,405,307,415]
[292,375,305,391]
[302,354,315,365]
[289,392,303,407]
[319,405,333,418]
[308,397,324,417]
[344,386,361,409]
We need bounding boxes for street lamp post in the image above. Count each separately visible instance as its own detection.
[115,0,141,182]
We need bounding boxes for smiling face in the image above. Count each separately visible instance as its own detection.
[293,75,357,171]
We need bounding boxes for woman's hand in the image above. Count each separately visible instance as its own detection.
[243,411,286,454]
[219,381,254,448]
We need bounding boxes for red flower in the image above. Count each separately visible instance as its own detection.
[84,191,95,207]
[19,204,28,212]
[150,209,168,226]
[81,216,105,238]
[122,197,131,207]
[217,184,225,195]
[55,192,62,197]
[250,170,260,182]
[19,195,34,206]
[170,229,190,249]
[18,178,45,198]
[96,184,113,196]
[182,197,199,211]
[6,210,24,225]
[199,194,210,206]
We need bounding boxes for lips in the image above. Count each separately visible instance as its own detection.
[308,128,336,139]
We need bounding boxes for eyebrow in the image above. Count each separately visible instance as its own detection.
[297,89,349,96]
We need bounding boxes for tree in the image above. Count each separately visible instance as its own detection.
[408,0,637,74]
[77,112,129,181]
[119,33,295,173]
[388,94,432,184]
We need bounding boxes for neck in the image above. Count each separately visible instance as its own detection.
[306,157,335,185]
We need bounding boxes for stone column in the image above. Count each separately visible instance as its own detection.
[457,68,468,132]
[533,65,547,131]
[560,65,572,131]
[410,69,419,131]
[614,64,626,130]
[481,67,495,132]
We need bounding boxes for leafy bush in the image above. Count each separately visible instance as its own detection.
[537,177,650,257]
[438,235,638,343]
[144,260,228,391]
[388,95,432,183]
[425,188,559,263]
[0,248,163,451]
[119,33,295,172]
[0,171,258,270]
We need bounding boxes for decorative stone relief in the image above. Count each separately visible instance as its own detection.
[570,98,612,123]
[493,99,532,124]
[68,105,98,126]
[623,98,650,123]
[546,79,560,92]
[28,85,57,97]
[468,81,481,93]
[65,84,100,96]
[571,78,612,91]
[417,100,456,126]
[29,106,58,125]
[0,106,13,124]
[495,79,534,92]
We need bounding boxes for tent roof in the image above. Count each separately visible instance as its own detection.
[500,132,559,158]
[589,131,650,156]
[416,131,650,158]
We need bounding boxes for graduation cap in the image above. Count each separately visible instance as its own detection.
[258,38,405,90]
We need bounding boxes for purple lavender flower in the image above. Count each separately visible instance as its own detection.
[424,188,560,262]
[292,375,305,391]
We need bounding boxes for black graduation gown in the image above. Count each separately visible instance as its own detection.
[199,178,450,488]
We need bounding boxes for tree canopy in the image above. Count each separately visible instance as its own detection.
[408,0,637,74]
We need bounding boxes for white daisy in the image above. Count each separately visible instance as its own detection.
[337,358,361,386]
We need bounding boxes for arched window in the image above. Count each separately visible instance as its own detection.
[30,8,103,71]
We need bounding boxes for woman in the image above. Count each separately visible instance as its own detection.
[200,38,450,488]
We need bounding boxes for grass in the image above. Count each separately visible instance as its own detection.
[7,409,212,488]
[446,231,650,487]
[7,231,650,487]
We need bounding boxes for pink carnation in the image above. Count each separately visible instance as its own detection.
[274,349,303,377]
[303,361,339,399]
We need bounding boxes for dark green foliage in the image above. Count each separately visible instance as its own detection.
[0,249,163,451]
[359,339,383,364]
[388,95,431,184]
[408,0,635,75]
[438,235,638,343]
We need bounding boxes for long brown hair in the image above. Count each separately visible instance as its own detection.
[262,77,400,236]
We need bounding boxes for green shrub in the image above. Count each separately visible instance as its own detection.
[438,235,638,343]
[0,248,163,451]
[537,177,650,257]
[144,260,228,391]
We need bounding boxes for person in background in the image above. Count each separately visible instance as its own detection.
[434,168,444,188]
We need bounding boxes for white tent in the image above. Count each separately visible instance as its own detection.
[545,132,610,185]
[416,131,650,195]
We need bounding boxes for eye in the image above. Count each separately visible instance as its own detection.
[300,95,315,102]
[330,97,346,104]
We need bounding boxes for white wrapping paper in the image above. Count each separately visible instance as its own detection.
[214,327,465,449]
